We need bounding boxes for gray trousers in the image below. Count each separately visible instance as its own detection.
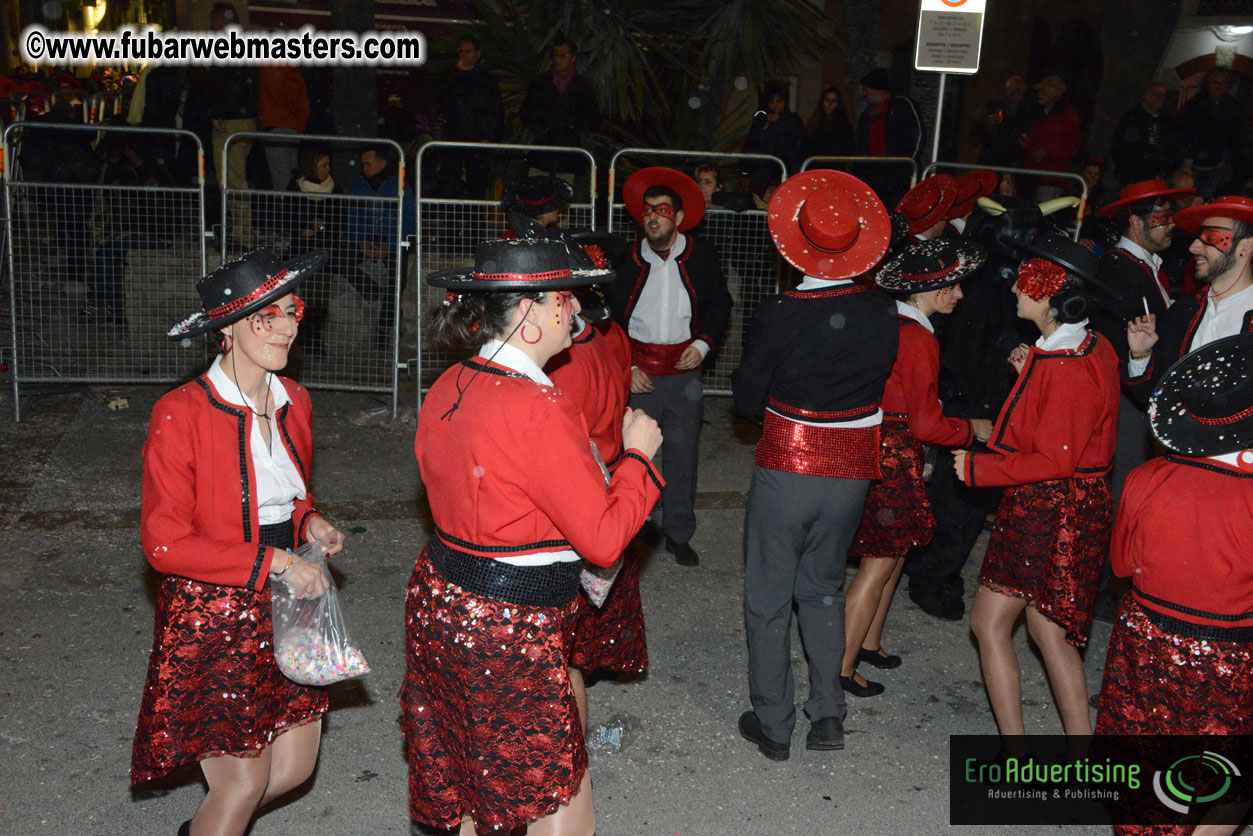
[743,466,869,740]
[629,370,702,544]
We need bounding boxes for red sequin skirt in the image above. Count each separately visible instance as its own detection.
[570,547,648,675]
[848,420,934,560]
[979,477,1111,648]
[130,576,328,783]
[402,546,587,833]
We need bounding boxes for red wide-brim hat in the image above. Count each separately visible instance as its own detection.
[767,170,890,280]
[623,166,705,231]
[946,169,998,220]
[1173,195,1253,233]
[896,174,958,235]
[1095,178,1196,220]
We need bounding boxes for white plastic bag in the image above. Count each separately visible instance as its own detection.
[580,559,623,608]
[270,540,370,685]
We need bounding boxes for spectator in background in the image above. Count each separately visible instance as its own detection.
[258,63,310,193]
[977,75,1030,167]
[1110,82,1179,186]
[434,35,505,199]
[205,2,259,247]
[802,85,855,163]
[1024,75,1081,201]
[855,67,923,206]
[742,81,804,192]
[519,35,600,196]
[694,163,722,205]
[285,146,342,359]
[1178,68,1244,200]
[347,144,415,350]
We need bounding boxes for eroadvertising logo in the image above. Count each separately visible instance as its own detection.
[1153,751,1241,814]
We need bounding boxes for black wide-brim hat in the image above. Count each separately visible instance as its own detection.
[875,237,987,295]
[168,248,328,339]
[426,238,610,291]
[1149,332,1253,457]
[888,210,911,252]
[999,231,1099,284]
[501,176,575,219]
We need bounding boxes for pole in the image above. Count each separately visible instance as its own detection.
[931,71,946,166]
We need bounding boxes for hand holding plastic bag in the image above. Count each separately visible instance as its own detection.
[271,539,370,686]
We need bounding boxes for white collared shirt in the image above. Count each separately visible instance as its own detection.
[1114,236,1171,308]
[1127,282,1253,377]
[949,217,967,235]
[628,233,711,360]
[475,340,580,566]
[1036,319,1090,352]
[896,299,935,334]
[206,355,306,525]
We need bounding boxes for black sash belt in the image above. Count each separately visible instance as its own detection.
[427,535,581,607]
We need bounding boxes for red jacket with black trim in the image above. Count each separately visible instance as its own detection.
[882,317,974,448]
[140,374,323,591]
[1113,455,1253,633]
[610,234,731,353]
[962,331,1119,487]
[546,320,631,465]
[416,357,662,567]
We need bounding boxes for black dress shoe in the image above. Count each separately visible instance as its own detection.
[738,710,789,761]
[909,586,964,621]
[806,716,845,751]
[839,674,885,697]
[177,820,192,836]
[665,537,699,566]
[857,647,902,669]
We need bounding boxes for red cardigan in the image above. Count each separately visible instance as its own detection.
[1113,455,1253,632]
[141,374,323,592]
[882,317,974,448]
[963,331,1119,487]
[546,321,631,465]
[416,358,663,567]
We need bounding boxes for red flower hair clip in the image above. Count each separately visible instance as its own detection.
[1017,258,1067,301]
[581,243,608,269]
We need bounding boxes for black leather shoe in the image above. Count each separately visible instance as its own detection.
[857,647,902,669]
[737,710,789,761]
[909,586,963,621]
[177,821,192,836]
[839,674,884,697]
[806,716,845,751]
[665,537,699,566]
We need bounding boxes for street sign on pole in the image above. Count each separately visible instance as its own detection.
[914,0,986,75]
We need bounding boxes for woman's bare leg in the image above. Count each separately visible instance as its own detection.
[970,586,1029,737]
[841,557,897,686]
[1024,607,1090,735]
[193,751,272,836]
[862,556,906,654]
[526,770,593,836]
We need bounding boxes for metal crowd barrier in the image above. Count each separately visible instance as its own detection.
[922,161,1088,241]
[608,148,787,396]
[85,92,122,125]
[221,132,407,415]
[413,141,596,397]
[4,122,209,421]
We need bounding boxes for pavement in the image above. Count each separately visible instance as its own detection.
[0,381,1114,835]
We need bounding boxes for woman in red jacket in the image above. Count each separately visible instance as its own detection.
[132,250,345,836]
[955,233,1119,746]
[408,238,662,836]
[841,238,992,696]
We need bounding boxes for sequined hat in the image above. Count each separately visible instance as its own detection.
[887,210,911,252]
[505,212,617,321]
[1095,178,1195,220]
[1173,194,1253,234]
[168,248,327,339]
[766,169,890,280]
[896,174,959,235]
[946,169,999,220]
[623,166,706,231]
[425,238,610,291]
[501,176,574,219]
[1149,333,1253,458]
[875,237,987,295]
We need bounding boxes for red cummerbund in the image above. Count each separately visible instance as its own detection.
[630,338,693,377]
[754,411,881,479]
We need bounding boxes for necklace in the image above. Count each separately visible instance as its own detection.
[230,348,274,455]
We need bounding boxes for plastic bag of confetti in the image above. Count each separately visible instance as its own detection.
[579,558,622,608]
[271,539,371,686]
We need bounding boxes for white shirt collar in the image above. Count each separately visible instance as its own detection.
[206,354,292,411]
[1207,450,1245,466]
[895,300,934,333]
[478,340,553,386]
[1036,319,1090,351]
[1208,280,1253,312]
[641,232,687,264]
[1115,236,1162,271]
[949,217,967,234]
[570,315,588,340]
[796,275,855,290]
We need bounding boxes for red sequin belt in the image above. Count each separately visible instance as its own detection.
[754,411,881,479]
[630,338,693,376]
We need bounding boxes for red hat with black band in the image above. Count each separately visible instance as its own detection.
[896,174,959,235]
[1095,178,1196,221]
[501,175,575,219]
[767,169,891,280]
[946,169,998,220]
[623,166,706,231]
[1172,194,1253,234]
[168,249,327,339]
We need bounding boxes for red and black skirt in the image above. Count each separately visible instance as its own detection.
[848,419,934,560]
[130,523,328,783]
[979,477,1111,648]
[402,545,587,833]
[570,546,648,675]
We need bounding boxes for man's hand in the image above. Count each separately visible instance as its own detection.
[630,366,654,394]
[674,345,703,371]
[1126,314,1159,358]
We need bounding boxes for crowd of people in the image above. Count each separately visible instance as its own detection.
[130,149,1252,835]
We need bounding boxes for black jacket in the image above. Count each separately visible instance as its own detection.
[611,234,731,353]
[1178,94,1242,169]
[1110,105,1179,183]
[519,71,600,148]
[435,65,504,143]
[856,96,924,161]
[1091,247,1173,362]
